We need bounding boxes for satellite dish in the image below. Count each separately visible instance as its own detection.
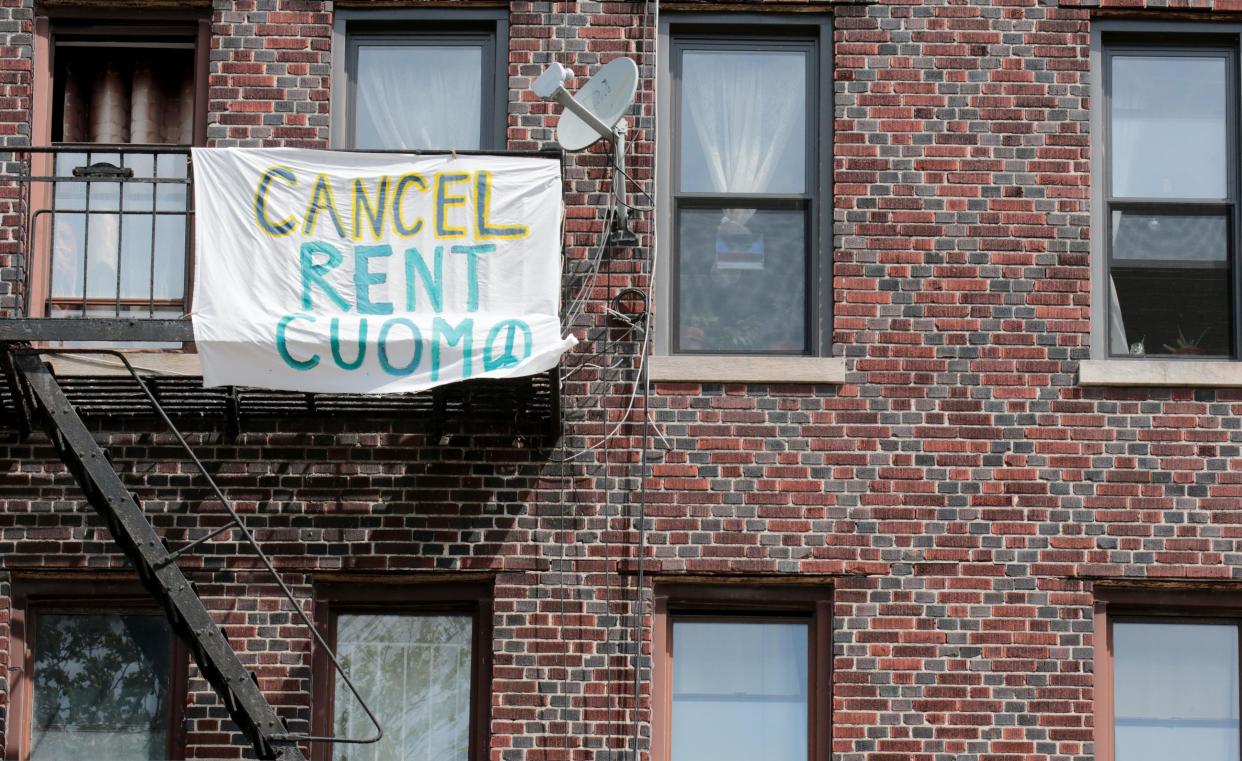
[531,57,641,245]
[556,58,637,151]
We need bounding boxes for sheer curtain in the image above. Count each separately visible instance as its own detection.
[1114,623,1240,761]
[354,45,483,150]
[672,620,808,761]
[682,51,803,227]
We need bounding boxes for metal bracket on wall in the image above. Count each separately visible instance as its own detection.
[225,385,242,440]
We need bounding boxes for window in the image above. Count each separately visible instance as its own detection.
[1099,34,1239,358]
[652,584,831,761]
[29,16,208,321]
[659,19,831,358]
[312,581,492,761]
[1094,589,1242,761]
[332,10,508,151]
[5,584,187,761]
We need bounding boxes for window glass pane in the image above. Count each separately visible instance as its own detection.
[1110,211,1231,357]
[679,49,807,194]
[672,619,808,761]
[676,207,807,353]
[1110,55,1228,199]
[153,153,189,304]
[334,614,472,761]
[30,613,172,761]
[47,150,188,311]
[1114,622,1239,761]
[50,152,88,302]
[354,44,484,150]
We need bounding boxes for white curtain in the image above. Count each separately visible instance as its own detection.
[672,620,808,761]
[355,46,482,150]
[682,51,803,228]
[89,62,130,143]
[1114,622,1240,761]
[1109,275,1128,353]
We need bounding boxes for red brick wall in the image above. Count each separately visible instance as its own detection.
[209,0,332,147]
[0,0,34,317]
[1,1,1241,760]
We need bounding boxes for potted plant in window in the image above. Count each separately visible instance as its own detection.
[1163,327,1209,356]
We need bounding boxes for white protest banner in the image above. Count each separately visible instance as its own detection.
[190,148,574,393]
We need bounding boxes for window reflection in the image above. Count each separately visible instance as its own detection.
[1110,56,1228,200]
[676,208,807,353]
[30,613,172,761]
[1106,50,1235,358]
[1109,212,1231,357]
[48,150,189,316]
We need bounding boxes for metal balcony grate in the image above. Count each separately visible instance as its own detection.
[0,368,560,436]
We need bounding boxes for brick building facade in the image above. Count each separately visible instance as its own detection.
[0,0,1238,760]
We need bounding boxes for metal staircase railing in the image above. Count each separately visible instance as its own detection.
[2,346,382,761]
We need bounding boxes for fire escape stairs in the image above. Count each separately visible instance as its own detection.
[3,348,362,761]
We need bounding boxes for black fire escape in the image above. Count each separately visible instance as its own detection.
[0,146,561,760]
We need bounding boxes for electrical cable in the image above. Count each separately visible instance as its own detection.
[563,203,616,327]
[543,5,663,757]
[602,152,619,755]
[630,4,657,761]
[611,159,656,211]
[559,325,637,383]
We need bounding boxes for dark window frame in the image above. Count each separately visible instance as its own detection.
[3,579,189,761]
[1100,34,1242,359]
[652,583,832,761]
[310,579,494,761]
[659,17,833,358]
[1093,587,1242,761]
[331,9,509,152]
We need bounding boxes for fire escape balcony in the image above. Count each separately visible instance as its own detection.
[0,145,560,436]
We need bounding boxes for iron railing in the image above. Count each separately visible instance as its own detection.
[16,144,193,322]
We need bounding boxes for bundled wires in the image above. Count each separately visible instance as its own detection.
[548,3,662,761]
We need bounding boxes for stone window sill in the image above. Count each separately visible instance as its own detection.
[1079,359,1242,387]
[647,355,846,384]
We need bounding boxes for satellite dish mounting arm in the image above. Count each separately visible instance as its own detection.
[536,64,617,140]
[608,119,632,245]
